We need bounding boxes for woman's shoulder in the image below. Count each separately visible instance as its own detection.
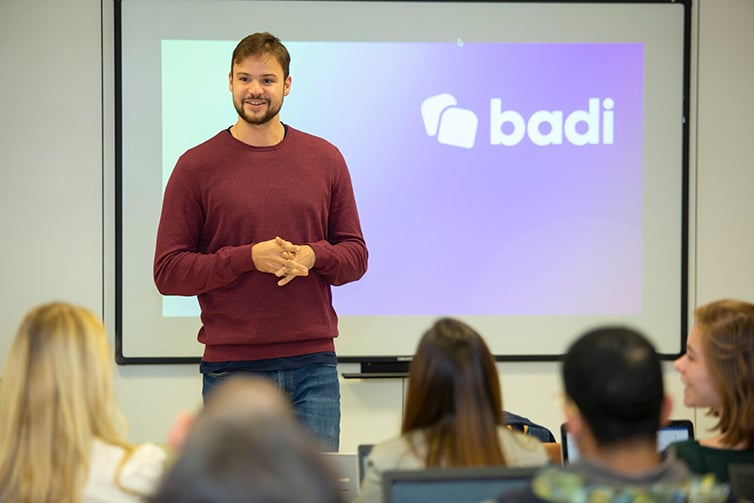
[84,439,166,502]
[121,442,168,476]
[668,439,701,453]
[684,439,754,458]
[667,438,754,483]
[497,426,550,466]
[369,432,427,470]
[667,438,754,458]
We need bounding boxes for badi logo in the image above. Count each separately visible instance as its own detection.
[422,93,615,148]
[421,94,479,149]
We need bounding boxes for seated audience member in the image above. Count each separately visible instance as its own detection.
[357,317,548,503]
[668,299,754,482]
[497,326,730,503]
[150,376,343,503]
[0,302,166,502]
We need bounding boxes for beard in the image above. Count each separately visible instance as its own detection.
[234,96,283,126]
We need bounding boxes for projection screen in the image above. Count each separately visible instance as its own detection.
[115,0,691,364]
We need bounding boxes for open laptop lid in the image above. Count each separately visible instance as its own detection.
[561,419,694,463]
[357,444,374,483]
[657,419,694,451]
[323,452,360,502]
[382,466,536,503]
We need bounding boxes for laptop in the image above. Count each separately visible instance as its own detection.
[357,444,374,483]
[560,419,694,463]
[323,452,360,502]
[382,466,537,503]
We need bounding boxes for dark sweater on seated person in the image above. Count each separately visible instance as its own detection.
[666,439,754,483]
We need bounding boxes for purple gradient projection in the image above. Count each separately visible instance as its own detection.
[282,42,644,316]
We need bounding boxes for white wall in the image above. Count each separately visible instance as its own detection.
[1,0,752,452]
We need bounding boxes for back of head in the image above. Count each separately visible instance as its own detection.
[402,317,504,466]
[200,375,294,424]
[563,326,663,447]
[232,32,291,78]
[694,299,754,448]
[151,413,342,503]
[0,302,123,501]
[167,375,296,454]
[154,376,341,502]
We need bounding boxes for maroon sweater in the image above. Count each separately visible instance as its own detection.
[154,127,368,362]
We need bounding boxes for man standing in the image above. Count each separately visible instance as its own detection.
[154,32,368,451]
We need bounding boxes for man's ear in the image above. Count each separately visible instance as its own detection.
[659,394,673,426]
[167,410,195,453]
[564,399,584,440]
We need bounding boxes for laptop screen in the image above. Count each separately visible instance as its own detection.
[383,466,536,503]
[561,419,694,463]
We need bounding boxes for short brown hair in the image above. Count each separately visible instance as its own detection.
[694,298,754,448]
[231,32,291,79]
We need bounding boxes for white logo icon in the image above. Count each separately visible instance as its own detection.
[421,93,478,149]
[422,94,615,148]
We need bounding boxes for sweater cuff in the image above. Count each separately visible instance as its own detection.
[308,240,330,270]
[230,244,256,273]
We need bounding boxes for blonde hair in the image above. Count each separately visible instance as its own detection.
[0,302,133,502]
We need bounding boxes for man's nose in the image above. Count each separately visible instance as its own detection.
[248,79,263,95]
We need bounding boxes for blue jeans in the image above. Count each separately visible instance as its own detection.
[202,363,340,451]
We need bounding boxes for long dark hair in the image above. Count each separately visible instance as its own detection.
[401,318,506,467]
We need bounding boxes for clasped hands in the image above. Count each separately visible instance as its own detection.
[251,236,315,286]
